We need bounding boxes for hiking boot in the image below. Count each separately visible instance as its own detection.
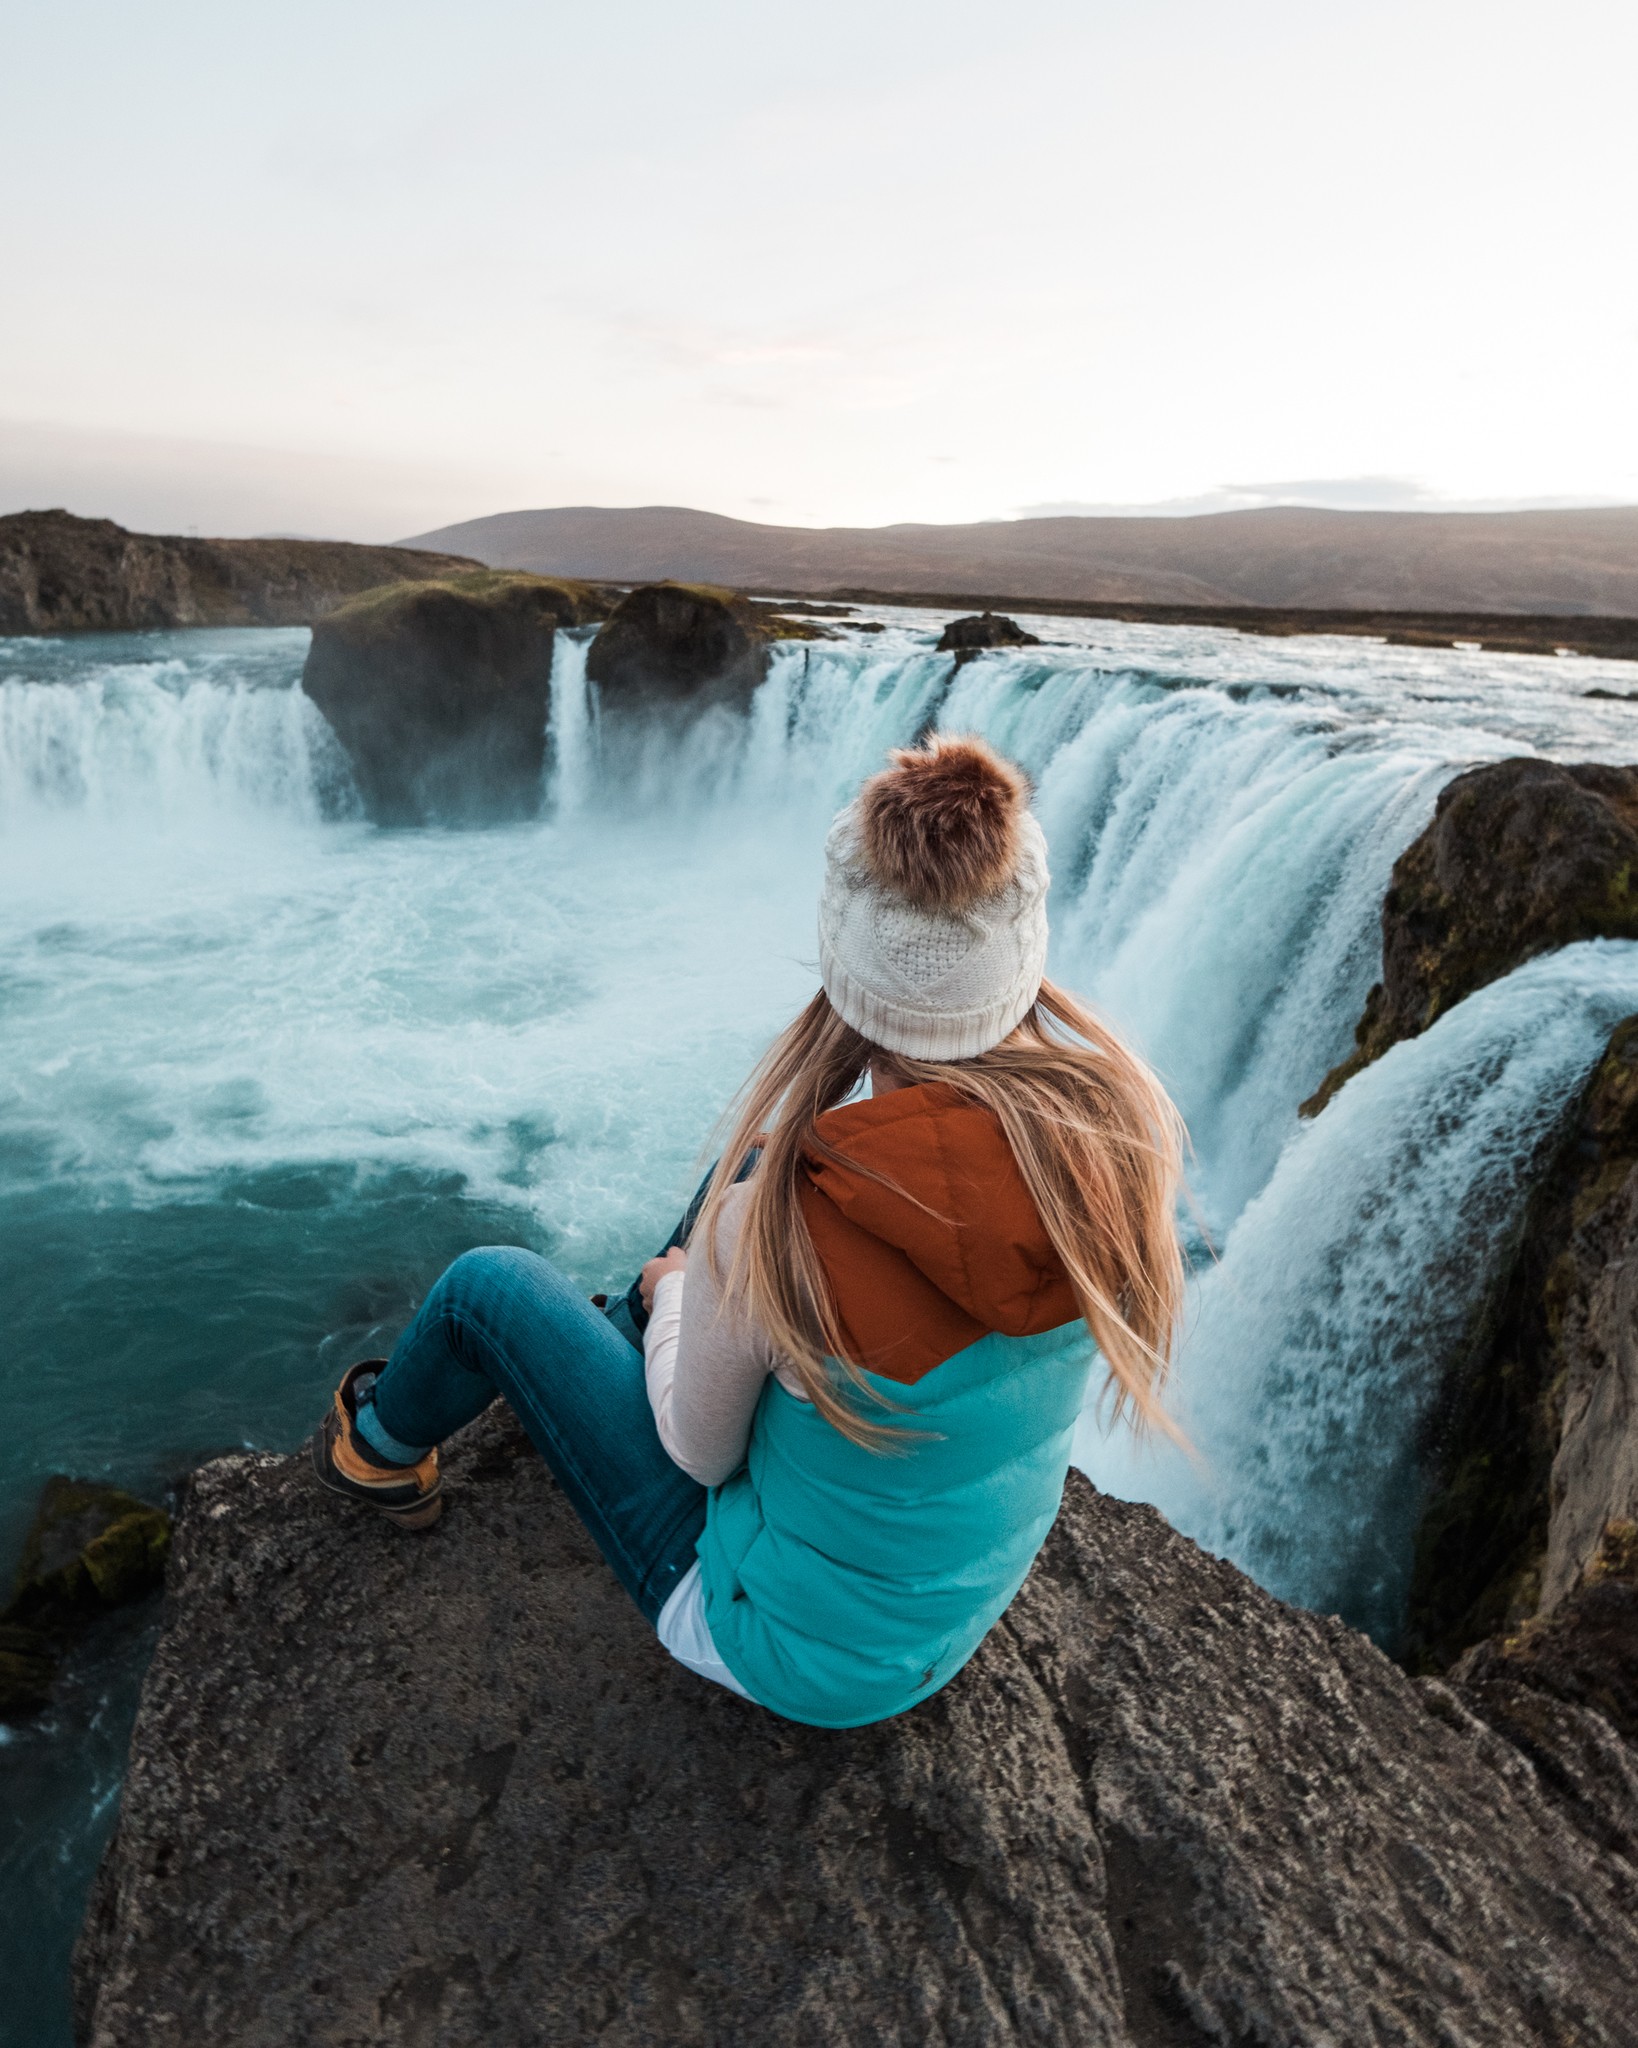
[310,1361,443,1530]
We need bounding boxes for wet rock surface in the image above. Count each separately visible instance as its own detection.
[1,1479,170,1718]
[1304,758,1638,1114]
[75,1410,1638,2047]
[0,510,482,634]
[934,612,1042,661]
[302,572,612,825]
[585,582,777,709]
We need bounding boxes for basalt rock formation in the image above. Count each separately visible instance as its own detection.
[301,572,612,826]
[935,612,1042,662]
[0,510,481,635]
[585,582,816,711]
[74,1409,1638,2047]
[1,1479,170,1718]
[1303,757,1638,1115]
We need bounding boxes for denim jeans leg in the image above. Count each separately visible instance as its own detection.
[370,1246,707,1623]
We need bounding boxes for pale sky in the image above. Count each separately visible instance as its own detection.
[2,0,1635,540]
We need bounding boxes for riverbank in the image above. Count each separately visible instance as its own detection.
[781,590,1638,663]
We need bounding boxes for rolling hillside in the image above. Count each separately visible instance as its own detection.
[400,504,1638,616]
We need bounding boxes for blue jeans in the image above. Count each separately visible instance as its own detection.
[364,1167,742,1624]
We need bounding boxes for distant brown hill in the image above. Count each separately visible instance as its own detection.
[400,503,1638,617]
[0,510,482,635]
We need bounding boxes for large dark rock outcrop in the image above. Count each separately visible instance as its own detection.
[0,510,482,635]
[585,583,785,709]
[74,1410,1638,2047]
[302,572,611,825]
[1304,757,1638,1114]
[1,1479,170,1717]
[935,611,1042,662]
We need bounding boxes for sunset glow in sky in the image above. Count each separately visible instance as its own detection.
[2,0,1634,539]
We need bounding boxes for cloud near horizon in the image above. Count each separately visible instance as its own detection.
[1014,478,1635,520]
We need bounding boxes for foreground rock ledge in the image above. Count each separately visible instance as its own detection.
[75,1412,1638,2047]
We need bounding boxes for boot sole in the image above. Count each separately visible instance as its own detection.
[381,1492,444,1530]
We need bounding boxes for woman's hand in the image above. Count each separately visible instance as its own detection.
[639,1246,688,1313]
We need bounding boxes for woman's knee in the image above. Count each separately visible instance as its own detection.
[434,1245,550,1320]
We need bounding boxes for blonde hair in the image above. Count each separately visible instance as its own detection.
[689,978,1187,1448]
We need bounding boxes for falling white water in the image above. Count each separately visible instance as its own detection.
[545,629,597,815]
[1077,939,1638,1639]
[0,633,355,823]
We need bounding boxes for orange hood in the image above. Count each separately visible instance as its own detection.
[800,1082,1079,1385]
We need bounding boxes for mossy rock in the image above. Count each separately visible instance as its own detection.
[303,573,614,825]
[7,1476,171,1623]
[754,610,832,643]
[1304,759,1638,1115]
[1,1477,171,1717]
[320,570,610,638]
[585,582,774,708]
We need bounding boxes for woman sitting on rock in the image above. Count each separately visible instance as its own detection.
[310,734,1185,1728]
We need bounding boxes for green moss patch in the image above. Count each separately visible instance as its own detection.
[2,1476,172,1717]
[7,1476,171,1625]
[324,570,612,638]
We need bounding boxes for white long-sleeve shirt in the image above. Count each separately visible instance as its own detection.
[641,1181,808,1699]
[642,1182,810,1481]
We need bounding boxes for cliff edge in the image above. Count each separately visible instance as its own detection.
[74,1409,1638,2046]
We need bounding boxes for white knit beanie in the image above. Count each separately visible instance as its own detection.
[817,735,1050,1061]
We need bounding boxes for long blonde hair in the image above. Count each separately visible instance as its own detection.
[688,978,1187,1448]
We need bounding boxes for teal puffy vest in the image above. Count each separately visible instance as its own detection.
[696,1319,1092,1728]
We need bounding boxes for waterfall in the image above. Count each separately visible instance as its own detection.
[546,630,597,815]
[0,646,356,824]
[1077,938,1638,1639]
[737,643,1456,1233]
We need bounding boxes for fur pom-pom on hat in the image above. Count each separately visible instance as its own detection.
[856,735,1031,912]
[818,734,1051,1061]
